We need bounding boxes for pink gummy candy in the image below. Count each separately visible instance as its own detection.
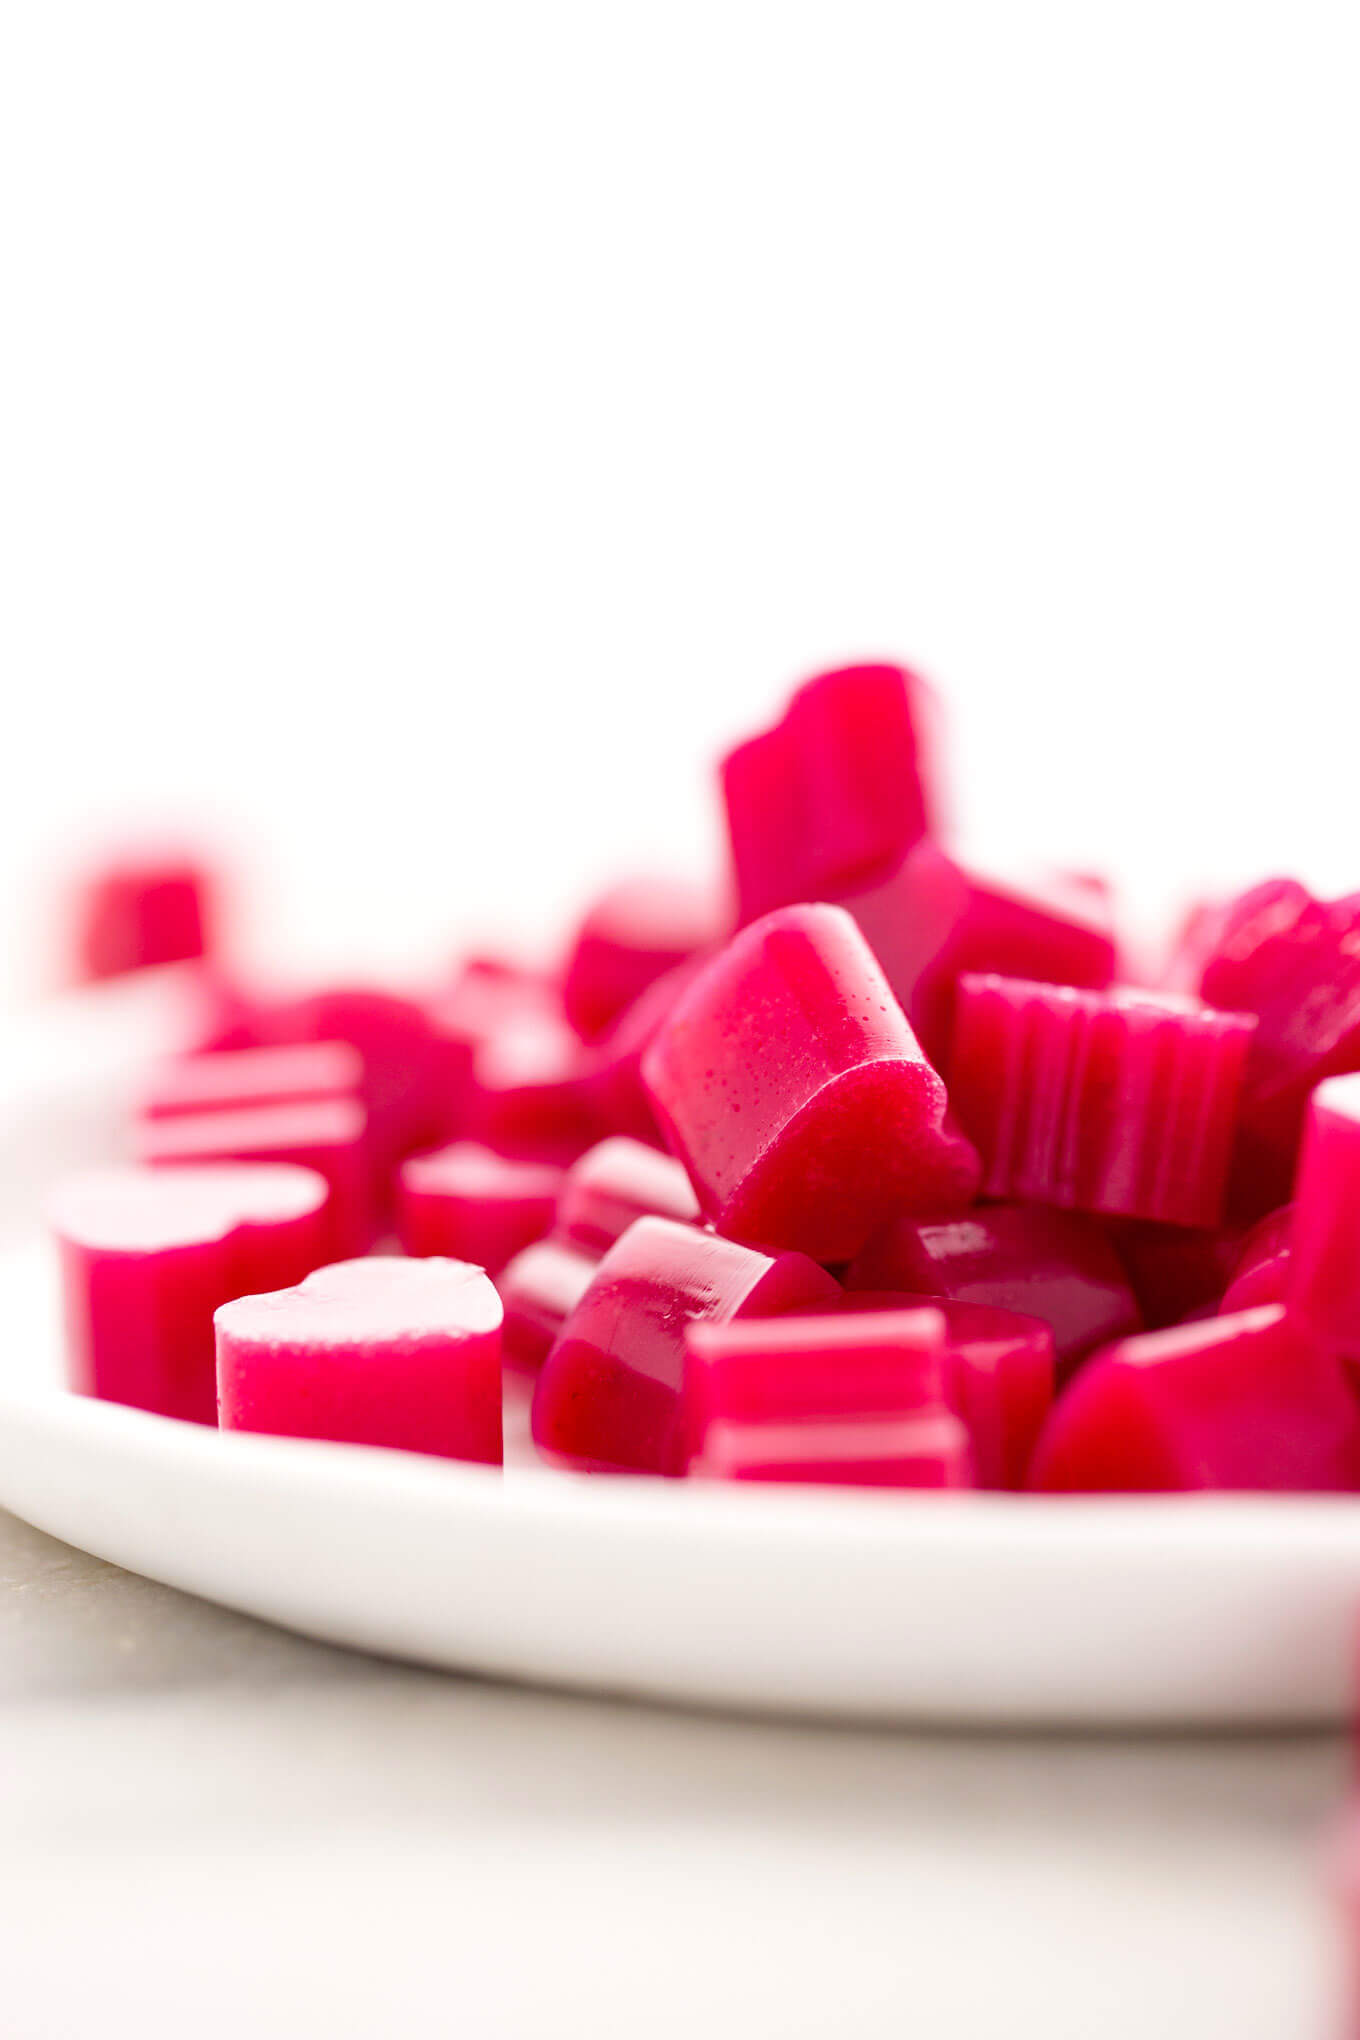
[1283,1073,1360,1357]
[1193,880,1360,1213]
[837,1291,1054,1490]
[396,1142,564,1273]
[1030,1074,1360,1491]
[497,1235,599,1377]
[642,903,979,1262]
[843,841,1118,1064]
[467,1005,603,1164]
[138,1041,364,1119]
[554,1136,699,1254]
[531,1216,839,1475]
[1027,1305,1360,1493]
[1218,1205,1293,1314]
[580,957,705,1147]
[721,661,945,924]
[135,1097,372,1260]
[562,877,727,1041]
[948,975,1255,1229]
[50,1163,330,1425]
[216,1256,502,1464]
[684,1307,974,1488]
[75,852,214,982]
[845,1202,1139,1374]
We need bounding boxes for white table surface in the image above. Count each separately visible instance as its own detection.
[0,1502,1346,2039]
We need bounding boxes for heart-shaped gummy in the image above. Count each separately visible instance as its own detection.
[215,1255,503,1465]
[50,1163,331,1425]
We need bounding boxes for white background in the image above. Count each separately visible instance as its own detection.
[2,1,1359,1002]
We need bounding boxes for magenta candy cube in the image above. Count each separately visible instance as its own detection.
[531,1216,840,1475]
[837,1291,1053,1490]
[1218,1205,1293,1314]
[1028,1305,1360,1493]
[216,1256,503,1463]
[642,904,979,1262]
[1194,880,1360,1214]
[581,957,705,1146]
[74,852,214,982]
[562,877,727,1041]
[948,975,1255,1229]
[845,1202,1140,1373]
[1106,1219,1245,1330]
[684,1308,973,1489]
[721,661,944,923]
[554,1137,699,1255]
[843,841,1118,1063]
[138,1041,364,1119]
[496,1235,599,1377]
[49,1164,330,1425]
[135,1097,372,1260]
[396,1142,564,1273]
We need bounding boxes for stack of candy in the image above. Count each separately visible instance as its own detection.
[47,658,1360,1497]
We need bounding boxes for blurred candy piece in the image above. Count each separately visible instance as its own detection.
[497,1235,599,1377]
[1027,1305,1360,1493]
[1286,1073,1360,1357]
[948,975,1255,1229]
[581,957,704,1145]
[531,1216,839,1475]
[396,1142,564,1272]
[216,1256,502,1465]
[562,877,727,1041]
[844,842,1119,1064]
[50,1163,329,1424]
[1218,1205,1293,1315]
[467,1006,604,1163]
[135,1097,372,1259]
[137,1041,363,1119]
[837,1291,1053,1490]
[642,904,979,1262]
[74,852,215,982]
[685,1307,974,1488]
[845,1203,1139,1375]
[1192,880,1360,1213]
[721,661,945,925]
[555,1137,698,1255]
[1106,1219,1245,1330]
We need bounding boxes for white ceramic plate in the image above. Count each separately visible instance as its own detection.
[2,970,1359,1726]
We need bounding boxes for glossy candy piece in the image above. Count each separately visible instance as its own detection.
[531,1216,840,1475]
[843,842,1119,1064]
[1193,880,1360,1214]
[837,1291,1054,1490]
[1106,1219,1245,1330]
[721,661,945,924]
[1285,1073,1360,1356]
[135,1097,372,1259]
[581,957,704,1146]
[396,1142,564,1273]
[49,1163,330,1425]
[948,975,1255,1229]
[845,1203,1139,1375]
[1218,1205,1292,1314]
[467,1006,604,1164]
[642,904,980,1262]
[74,852,214,981]
[554,1137,699,1255]
[684,1308,974,1488]
[562,877,727,1041]
[137,1041,363,1119]
[216,1256,502,1464]
[1027,1304,1360,1493]
[496,1236,599,1377]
